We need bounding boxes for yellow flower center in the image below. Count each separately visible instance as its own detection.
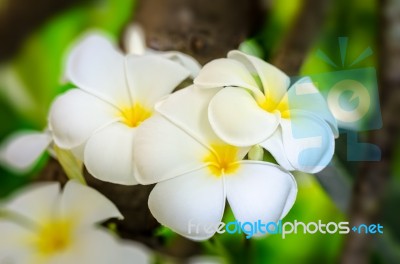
[34,219,73,256]
[258,95,291,119]
[204,144,240,176]
[119,103,152,127]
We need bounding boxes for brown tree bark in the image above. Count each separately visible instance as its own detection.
[133,0,265,65]
[272,0,330,75]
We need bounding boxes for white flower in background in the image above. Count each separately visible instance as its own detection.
[0,130,52,173]
[133,86,297,240]
[49,33,190,185]
[194,51,339,173]
[0,180,150,264]
[124,23,201,78]
[188,256,223,264]
[0,129,86,183]
[117,241,152,264]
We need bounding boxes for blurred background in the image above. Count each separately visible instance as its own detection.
[0,0,399,263]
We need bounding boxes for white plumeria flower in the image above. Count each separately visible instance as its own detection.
[194,51,339,173]
[0,128,88,184]
[124,23,201,78]
[133,85,297,240]
[49,33,190,185]
[0,130,52,173]
[0,180,149,264]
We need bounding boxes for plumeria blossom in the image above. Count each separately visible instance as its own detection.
[124,23,201,78]
[0,128,87,184]
[194,51,339,173]
[49,33,190,184]
[0,180,150,264]
[133,85,297,240]
[0,130,53,173]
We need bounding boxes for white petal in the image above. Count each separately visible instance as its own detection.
[208,87,280,147]
[66,33,131,106]
[84,122,137,185]
[49,89,119,149]
[287,77,338,137]
[133,114,209,184]
[117,242,152,264]
[125,55,190,107]
[54,228,122,264]
[3,182,60,223]
[0,131,52,172]
[194,58,264,98]
[0,221,33,263]
[124,24,146,55]
[228,50,289,102]
[148,168,225,240]
[155,85,223,145]
[259,128,295,171]
[188,256,223,264]
[159,51,201,78]
[225,162,297,227]
[60,180,122,226]
[145,48,201,78]
[263,110,335,173]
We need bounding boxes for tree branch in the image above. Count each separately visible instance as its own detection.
[133,0,266,65]
[272,0,330,75]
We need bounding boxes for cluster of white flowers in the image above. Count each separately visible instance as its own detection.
[0,24,338,259]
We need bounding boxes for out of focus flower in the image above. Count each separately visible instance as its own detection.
[0,130,52,173]
[0,129,85,183]
[133,86,297,240]
[0,180,150,264]
[188,256,223,264]
[194,51,338,173]
[124,24,201,78]
[49,33,190,184]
